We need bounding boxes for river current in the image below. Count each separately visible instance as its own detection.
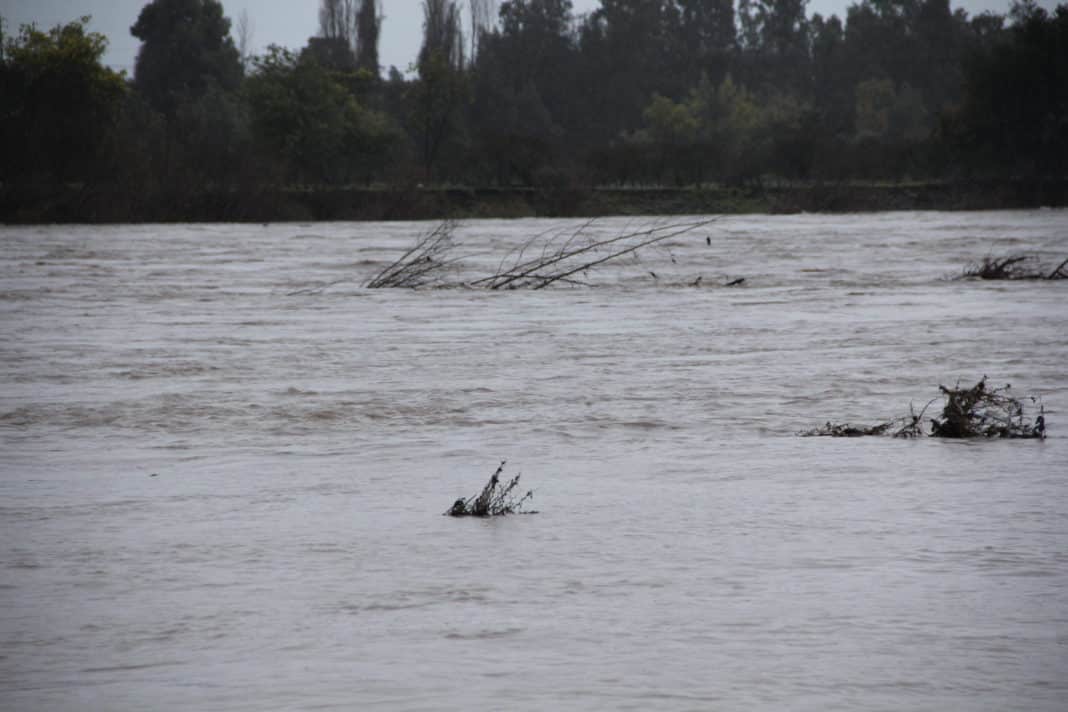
[1,211,1066,711]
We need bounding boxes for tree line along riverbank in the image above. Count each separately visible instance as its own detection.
[3,179,1067,224]
[3,1,1067,224]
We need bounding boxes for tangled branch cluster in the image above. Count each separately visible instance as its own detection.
[801,378,1045,439]
[931,378,1046,438]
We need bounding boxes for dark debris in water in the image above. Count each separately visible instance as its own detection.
[959,255,1068,281]
[802,420,906,438]
[446,461,537,517]
[930,378,1045,439]
[801,377,1045,440]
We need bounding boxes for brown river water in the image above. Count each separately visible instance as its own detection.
[1,212,1066,710]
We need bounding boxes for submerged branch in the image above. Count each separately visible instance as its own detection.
[959,254,1068,281]
[365,221,458,288]
[475,218,717,290]
[800,420,895,437]
[446,461,536,517]
[532,220,715,290]
[801,379,1046,439]
[367,218,719,290]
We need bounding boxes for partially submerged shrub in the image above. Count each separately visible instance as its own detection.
[802,378,1045,439]
[446,461,536,517]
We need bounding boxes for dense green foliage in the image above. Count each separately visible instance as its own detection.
[130,0,242,117]
[0,17,126,183]
[1,0,1065,214]
[244,45,399,184]
[947,1,1068,177]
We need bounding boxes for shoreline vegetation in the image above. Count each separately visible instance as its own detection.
[3,1,1066,225]
[4,178,1067,224]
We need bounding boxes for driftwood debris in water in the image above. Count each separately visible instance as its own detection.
[446,461,536,517]
[959,254,1068,281]
[800,402,930,439]
[801,396,934,438]
[801,378,1045,439]
[801,420,895,438]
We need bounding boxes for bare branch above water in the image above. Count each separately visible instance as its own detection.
[365,220,459,288]
[958,254,1068,281]
[366,218,719,290]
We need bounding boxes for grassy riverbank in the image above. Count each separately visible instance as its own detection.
[3,179,1066,224]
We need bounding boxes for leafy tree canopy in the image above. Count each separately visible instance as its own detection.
[1,16,126,182]
[244,46,399,184]
[131,0,242,117]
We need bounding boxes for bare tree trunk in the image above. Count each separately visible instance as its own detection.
[319,0,358,49]
[355,0,381,76]
[417,0,466,180]
[235,9,254,70]
[468,0,497,61]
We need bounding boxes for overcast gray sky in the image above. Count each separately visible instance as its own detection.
[0,0,1054,77]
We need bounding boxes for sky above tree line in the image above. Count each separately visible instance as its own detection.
[1,0,1055,77]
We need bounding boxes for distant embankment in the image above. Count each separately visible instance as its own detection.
[3,180,1067,223]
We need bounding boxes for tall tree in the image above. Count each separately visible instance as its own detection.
[319,0,357,47]
[809,13,850,134]
[471,0,575,183]
[676,0,736,83]
[912,0,966,113]
[318,0,379,75]
[952,2,1068,176]
[131,0,241,118]
[469,0,499,59]
[415,0,467,179]
[579,0,687,138]
[737,0,811,94]
[1,17,126,182]
[496,0,574,86]
[245,46,398,184]
[355,0,381,76]
[313,0,358,71]
[235,8,254,70]
[420,0,466,69]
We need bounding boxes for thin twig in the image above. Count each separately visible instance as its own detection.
[531,220,715,290]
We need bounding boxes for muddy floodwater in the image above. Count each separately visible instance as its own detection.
[2,212,1067,711]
